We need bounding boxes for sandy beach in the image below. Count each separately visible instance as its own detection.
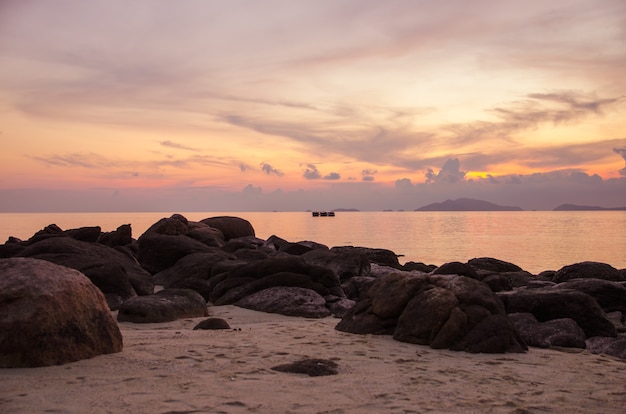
[1,305,625,414]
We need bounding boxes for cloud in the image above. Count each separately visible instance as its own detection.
[303,164,321,180]
[425,158,466,184]
[324,172,341,180]
[160,140,198,152]
[614,146,626,176]
[361,168,377,181]
[260,162,284,177]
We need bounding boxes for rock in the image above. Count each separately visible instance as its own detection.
[402,261,437,272]
[326,296,356,318]
[556,278,626,314]
[433,261,479,280]
[0,258,123,367]
[209,256,341,305]
[98,224,133,247]
[336,273,527,353]
[235,286,331,318]
[498,289,616,338]
[271,358,339,376]
[193,318,231,330]
[200,216,255,240]
[302,248,371,281]
[481,273,513,292]
[153,250,233,287]
[330,246,401,269]
[467,257,524,273]
[585,334,626,359]
[341,276,377,301]
[17,236,154,309]
[117,289,208,323]
[64,226,102,242]
[508,313,586,349]
[553,261,624,283]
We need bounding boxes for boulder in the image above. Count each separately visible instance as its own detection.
[236,286,331,318]
[556,278,626,314]
[467,257,524,273]
[585,334,626,359]
[193,318,231,330]
[17,236,154,309]
[271,358,339,376]
[432,261,479,280]
[97,224,133,247]
[153,250,233,287]
[302,248,371,281]
[330,246,401,269]
[553,261,624,283]
[117,289,208,323]
[200,216,255,240]
[498,289,616,338]
[336,273,527,353]
[0,258,123,367]
[508,313,586,349]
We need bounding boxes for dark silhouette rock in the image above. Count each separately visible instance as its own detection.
[153,250,233,287]
[402,261,437,272]
[336,272,526,353]
[553,261,624,283]
[64,226,102,242]
[330,246,401,269]
[556,278,626,314]
[432,261,479,280]
[468,257,524,273]
[193,318,231,330]
[137,215,214,274]
[98,224,133,247]
[236,286,331,318]
[325,296,356,318]
[209,256,341,305]
[481,273,513,292]
[508,313,586,349]
[185,223,225,248]
[341,276,376,301]
[200,216,255,240]
[585,334,626,359]
[271,358,338,376]
[0,258,123,367]
[302,248,371,281]
[498,289,616,338]
[117,289,208,323]
[17,236,154,309]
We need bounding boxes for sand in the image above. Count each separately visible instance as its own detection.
[1,305,625,414]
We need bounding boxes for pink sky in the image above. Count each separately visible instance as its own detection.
[1,0,625,211]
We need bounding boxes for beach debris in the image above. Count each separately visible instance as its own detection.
[271,358,339,376]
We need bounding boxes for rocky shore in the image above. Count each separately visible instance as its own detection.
[1,214,625,412]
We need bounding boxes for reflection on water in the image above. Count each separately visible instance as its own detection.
[1,211,625,274]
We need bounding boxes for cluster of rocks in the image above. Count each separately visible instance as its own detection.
[1,214,625,367]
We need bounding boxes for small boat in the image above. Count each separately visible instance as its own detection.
[311,211,335,217]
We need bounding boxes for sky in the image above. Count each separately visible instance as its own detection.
[1,0,625,212]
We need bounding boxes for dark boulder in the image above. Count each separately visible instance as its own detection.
[498,289,616,338]
[0,258,123,367]
[556,278,626,314]
[341,276,376,301]
[336,272,527,353]
[18,236,154,309]
[402,261,437,272]
[330,246,401,269]
[508,313,586,349]
[553,261,624,283]
[153,250,233,287]
[117,289,208,323]
[325,296,356,318]
[236,286,331,318]
[98,224,133,247]
[433,261,479,280]
[468,257,524,273]
[64,226,102,242]
[200,216,255,240]
[193,318,231,330]
[586,334,626,359]
[302,248,371,281]
[137,217,214,274]
[271,358,338,376]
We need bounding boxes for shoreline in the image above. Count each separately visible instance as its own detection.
[2,305,625,413]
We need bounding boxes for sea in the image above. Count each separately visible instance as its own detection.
[1,211,625,274]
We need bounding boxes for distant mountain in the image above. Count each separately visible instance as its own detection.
[332,208,360,212]
[416,198,523,211]
[553,204,626,211]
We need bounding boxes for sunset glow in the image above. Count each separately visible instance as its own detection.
[1,0,625,211]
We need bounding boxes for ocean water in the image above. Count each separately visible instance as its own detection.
[1,211,625,274]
